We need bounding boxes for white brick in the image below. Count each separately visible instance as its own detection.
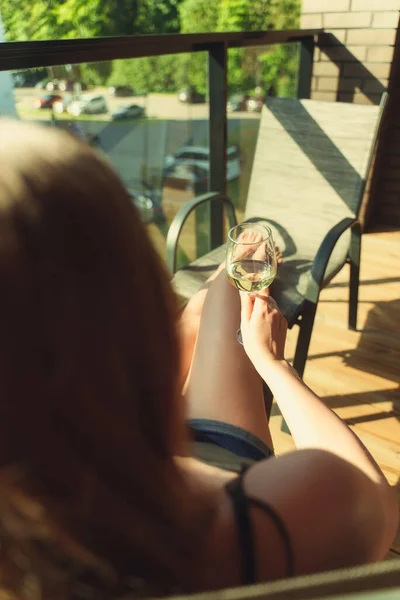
[347,28,396,45]
[351,0,400,10]
[311,91,337,101]
[372,11,400,28]
[302,0,350,13]
[352,92,379,105]
[319,45,367,62]
[367,46,395,61]
[324,12,371,28]
[317,77,339,91]
[301,13,323,28]
[313,62,341,76]
[342,62,391,78]
[338,92,378,105]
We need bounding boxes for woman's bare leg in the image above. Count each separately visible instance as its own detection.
[177,265,225,389]
[178,249,282,388]
[185,268,273,449]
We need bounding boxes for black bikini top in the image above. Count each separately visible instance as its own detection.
[225,471,295,585]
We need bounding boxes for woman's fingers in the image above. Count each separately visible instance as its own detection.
[266,296,278,309]
[241,290,280,323]
[252,295,280,322]
[252,294,271,318]
[257,286,271,298]
[240,291,253,322]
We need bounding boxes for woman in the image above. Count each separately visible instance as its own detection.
[0,120,397,599]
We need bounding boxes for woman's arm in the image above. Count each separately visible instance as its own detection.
[256,358,384,484]
[240,291,398,559]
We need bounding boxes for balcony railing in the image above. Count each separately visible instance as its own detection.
[0,28,321,252]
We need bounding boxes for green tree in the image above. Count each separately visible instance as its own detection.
[176,0,222,95]
[56,0,138,83]
[109,54,179,93]
[109,0,183,92]
[0,0,183,86]
[137,0,181,34]
[217,0,251,94]
[0,0,60,41]
[218,0,300,31]
[109,1,183,92]
[0,0,139,87]
[218,0,251,31]
[217,0,301,96]
[0,0,182,40]
[257,0,301,97]
[1,0,300,93]
[55,0,139,37]
[179,0,220,33]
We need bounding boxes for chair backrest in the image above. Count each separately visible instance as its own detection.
[245,96,385,263]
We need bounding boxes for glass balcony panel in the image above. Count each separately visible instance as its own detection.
[6,52,210,268]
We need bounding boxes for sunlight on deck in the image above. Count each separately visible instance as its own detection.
[269,230,400,558]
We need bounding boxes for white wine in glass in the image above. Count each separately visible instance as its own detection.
[226,222,277,294]
[226,222,277,343]
[227,259,276,293]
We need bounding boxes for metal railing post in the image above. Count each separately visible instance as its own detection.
[207,41,227,251]
[296,36,315,99]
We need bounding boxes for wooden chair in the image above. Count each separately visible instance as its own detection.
[167,95,387,419]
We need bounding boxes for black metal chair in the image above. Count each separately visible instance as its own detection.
[167,95,388,422]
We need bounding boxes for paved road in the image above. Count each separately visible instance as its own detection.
[87,118,209,187]
[99,117,248,189]
[14,87,259,120]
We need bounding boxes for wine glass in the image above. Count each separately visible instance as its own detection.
[226,222,277,343]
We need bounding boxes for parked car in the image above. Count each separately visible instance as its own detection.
[178,88,205,104]
[45,79,60,91]
[58,80,88,92]
[13,70,46,88]
[163,145,241,183]
[108,85,135,97]
[34,94,63,109]
[67,95,108,117]
[227,94,248,112]
[162,163,209,193]
[126,182,166,225]
[35,79,51,90]
[52,94,74,114]
[111,104,145,120]
[246,96,263,113]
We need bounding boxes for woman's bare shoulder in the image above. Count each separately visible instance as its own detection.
[240,448,383,579]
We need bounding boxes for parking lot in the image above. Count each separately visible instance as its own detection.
[13,87,258,262]
[14,87,260,121]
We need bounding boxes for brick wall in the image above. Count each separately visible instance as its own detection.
[300,0,400,228]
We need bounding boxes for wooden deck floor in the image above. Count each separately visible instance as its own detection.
[269,229,400,558]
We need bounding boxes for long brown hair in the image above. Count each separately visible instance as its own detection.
[0,120,213,598]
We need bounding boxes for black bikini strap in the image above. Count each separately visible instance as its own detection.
[226,472,295,584]
[226,473,256,585]
[245,496,295,578]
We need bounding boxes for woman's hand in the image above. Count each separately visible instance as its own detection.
[240,290,287,367]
